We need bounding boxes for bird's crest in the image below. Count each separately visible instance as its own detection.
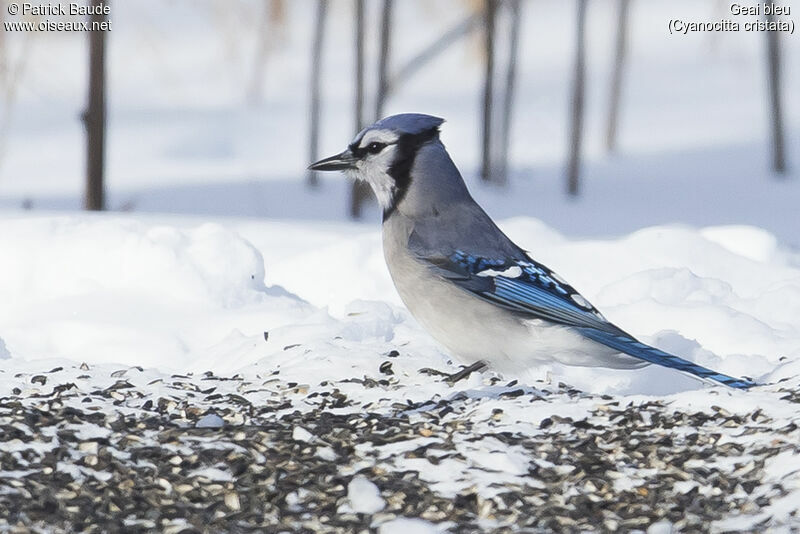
[369,114,444,136]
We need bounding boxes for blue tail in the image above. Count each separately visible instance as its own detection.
[578,328,756,390]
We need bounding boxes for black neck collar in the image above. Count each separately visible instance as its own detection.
[383,128,440,221]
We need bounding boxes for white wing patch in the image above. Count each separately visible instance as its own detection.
[477,266,523,278]
[570,293,590,308]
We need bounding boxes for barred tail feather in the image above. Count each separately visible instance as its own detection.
[578,328,756,390]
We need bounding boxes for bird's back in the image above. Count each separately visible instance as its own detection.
[390,139,522,258]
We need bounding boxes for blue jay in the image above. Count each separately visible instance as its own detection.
[310,113,754,389]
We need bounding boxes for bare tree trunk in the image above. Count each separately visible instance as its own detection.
[350,0,371,218]
[765,12,786,175]
[307,0,327,187]
[605,0,629,153]
[247,0,273,104]
[354,0,365,132]
[375,0,393,120]
[497,0,522,185]
[83,1,108,211]
[481,0,497,183]
[567,0,588,197]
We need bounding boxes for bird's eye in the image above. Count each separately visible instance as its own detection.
[366,142,386,154]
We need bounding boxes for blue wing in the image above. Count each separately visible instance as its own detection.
[440,249,619,333]
[424,249,755,390]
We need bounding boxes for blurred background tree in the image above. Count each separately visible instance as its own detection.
[0,0,794,236]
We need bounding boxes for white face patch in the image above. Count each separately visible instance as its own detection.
[354,146,399,209]
[477,266,523,278]
[348,128,402,210]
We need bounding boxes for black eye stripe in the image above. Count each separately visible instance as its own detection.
[350,140,396,158]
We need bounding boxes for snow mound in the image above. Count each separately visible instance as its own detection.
[1,214,798,396]
[0,216,310,370]
[0,216,266,306]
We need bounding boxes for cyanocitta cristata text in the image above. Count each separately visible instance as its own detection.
[310,113,754,389]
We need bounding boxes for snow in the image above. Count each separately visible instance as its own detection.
[4,214,792,393]
[292,426,314,443]
[0,215,310,370]
[56,461,113,483]
[316,446,338,462]
[195,413,225,429]
[378,517,443,534]
[646,520,674,534]
[346,475,386,515]
[188,467,234,483]
[67,423,112,441]
[0,0,798,528]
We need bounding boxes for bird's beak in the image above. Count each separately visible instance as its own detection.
[308,149,357,171]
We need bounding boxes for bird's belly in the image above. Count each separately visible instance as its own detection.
[385,246,643,373]
[394,266,528,368]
